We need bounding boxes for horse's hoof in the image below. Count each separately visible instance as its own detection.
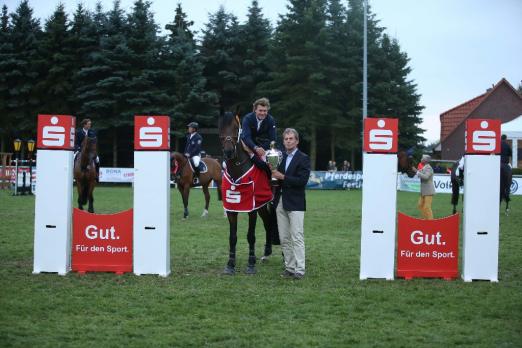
[260,255,270,263]
[201,210,208,218]
[88,209,94,213]
[223,266,235,275]
[245,265,256,275]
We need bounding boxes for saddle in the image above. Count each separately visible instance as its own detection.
[188,160,208,174]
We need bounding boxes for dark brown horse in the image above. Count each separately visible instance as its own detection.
[397,150,416,178]
[218,111,278,275]
[74,136,97,213]
[171,152,222,219]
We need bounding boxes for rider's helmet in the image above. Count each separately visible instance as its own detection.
[187,122,199,130]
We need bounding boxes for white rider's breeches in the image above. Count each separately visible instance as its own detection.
[192,155,201,167]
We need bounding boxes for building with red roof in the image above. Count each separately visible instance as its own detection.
[440,78,522,160]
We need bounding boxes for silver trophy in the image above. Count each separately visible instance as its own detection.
[266,141,283,185]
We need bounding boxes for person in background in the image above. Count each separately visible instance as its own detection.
[341,160,351,171]
[412,154,435,219]
[500,134,512,166]
[327,160,337,172]
[271,128,311,280]
[75,118,99,180]
[184,122,203,183]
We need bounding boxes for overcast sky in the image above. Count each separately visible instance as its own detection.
[2,0,521,144]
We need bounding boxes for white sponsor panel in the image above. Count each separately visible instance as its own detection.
[397,174,521,195]
[99,167,134,183]
[360,153,397,280]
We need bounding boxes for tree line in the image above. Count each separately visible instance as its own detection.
[0,0,425,169]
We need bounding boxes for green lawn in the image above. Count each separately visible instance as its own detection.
[1,187,521,347]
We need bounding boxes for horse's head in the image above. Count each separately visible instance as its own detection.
[81,136,97,162]
[397,150,416,178]
[218,111,241,160]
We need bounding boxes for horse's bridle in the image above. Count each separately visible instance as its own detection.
[219,117,241,160]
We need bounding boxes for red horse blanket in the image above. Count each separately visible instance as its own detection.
[222,165,273,212]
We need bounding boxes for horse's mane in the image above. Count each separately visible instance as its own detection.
[81,136,97,153]
[219,111,238,129]
[171,151,188,164]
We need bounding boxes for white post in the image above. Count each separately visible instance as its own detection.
[360,118,398,280]
[462,119,501,282]
[360,153,397,280]
[133,116,171,276]
[33,115,76,275]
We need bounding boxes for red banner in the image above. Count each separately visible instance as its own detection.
[363,117,398,153]
[465,119,501,154]
[397,213,459,280]
[37,114,76,150]
[134,115,170,150]
[72,208,133,274]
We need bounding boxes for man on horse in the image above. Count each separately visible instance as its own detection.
[241,98,276,161]
[184,121,203,184]
[75,118,99,181]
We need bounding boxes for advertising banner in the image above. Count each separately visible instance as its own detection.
[134,115,170,151]
[397,174,464,194]
[397,174,521,195]
[397,212,459,279]
[306,171,363,189]
[465,119,501,154]
[37,114,76,150]
[99,167,134,183]
[72,208,133,274]
[363,118,398,153]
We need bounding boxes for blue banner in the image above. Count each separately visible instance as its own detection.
[307,171,363,190]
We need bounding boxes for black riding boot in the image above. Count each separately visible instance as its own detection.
[193,168,200,185]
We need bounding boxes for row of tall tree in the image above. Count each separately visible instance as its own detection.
[0,0,424,168]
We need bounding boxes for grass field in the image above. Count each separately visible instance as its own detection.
[1,186,521,347]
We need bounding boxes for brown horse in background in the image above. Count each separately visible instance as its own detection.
[74,136,97,213]
[398,150,416,178]
[171,152,222,219]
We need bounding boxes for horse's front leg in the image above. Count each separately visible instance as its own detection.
[246,211,257,274]
[180,185,190,219]
[77,184,84,210]
[87,183,95,213]
[223,212,238,275]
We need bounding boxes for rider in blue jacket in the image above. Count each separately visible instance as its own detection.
[184,122,203,181]
[75,118,99,180]
[241,97,276,158]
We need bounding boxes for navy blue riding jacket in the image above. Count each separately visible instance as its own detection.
[241,112,276,151]
[75,128,96,151]
[184,132,203,157]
